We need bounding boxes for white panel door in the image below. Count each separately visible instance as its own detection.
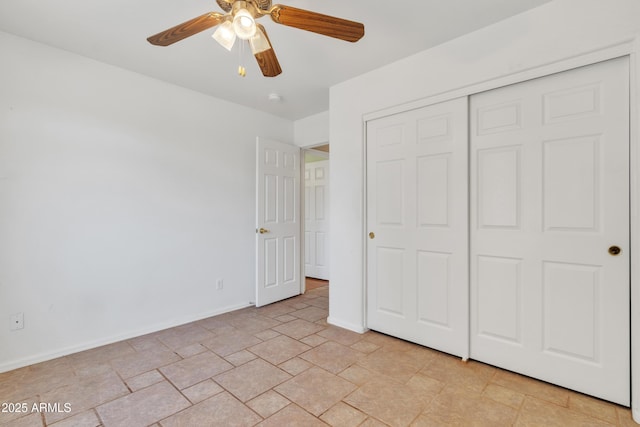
[470,57,630,405]
[305,160,330,280]
[256,138,301,307]
[366,97,469,358]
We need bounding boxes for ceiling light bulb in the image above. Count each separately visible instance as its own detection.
[212,21,236,51]
[233,8,256,40]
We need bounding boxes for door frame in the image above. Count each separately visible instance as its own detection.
[303,150,330,281]
[300,143,331,293]
[362,36,640,416]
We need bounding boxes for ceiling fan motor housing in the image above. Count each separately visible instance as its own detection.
[216,0,272,13]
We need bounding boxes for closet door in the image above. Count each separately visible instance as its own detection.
[305,160,330,280]
[366,97,468,358]
[470,57,630,405]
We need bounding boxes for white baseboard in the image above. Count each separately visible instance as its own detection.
[0,302,252,374]
[327,317,368,334]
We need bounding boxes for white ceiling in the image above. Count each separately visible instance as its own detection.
[0,0,552,120]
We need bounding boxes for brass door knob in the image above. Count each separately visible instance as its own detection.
[369,232,375,239]
[609,246,621,256]
[258,228,270,234]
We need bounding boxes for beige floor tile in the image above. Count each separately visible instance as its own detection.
[306,296,329,309]
[350,341,379,354]
[68,360,114,379]
[214,358,291,402]
[300,341,364,374]
[317,327,362,346]
[290,306,328,322]
[275,367,356,416]
[28,357,74,378]
[289,302,309,310]
[1,413,44,427]
[3,287,631,427]
[424,386,518,426]
[67,342,135,378]
[420,355,495,393]
[227,314,281,335]
[160,351,233,390]
[278,358,312,376]
[126,335,170,353]
[201,331,262,357]
[225,349,258,366]
[568,392,619,424]
[338,365,378,386]
[491,370,570,407]
[195,317,236,334]
[2,361,76,402]
[482,383,525,410]
[515,396,613,426]
[249,335,311,365]
[247,390,291,418]
[0,396,38,425]
[344,377,427,427]
[300,334,329,347]
[218,308,259,322]
[320,402,367,427]
[617,407,638,427]
[96,381,190,427]
[125,370,164,391]
[175,343,207,358]
[41,371,129,424]
[110,347,180,379]
[254,329,281,341]
[256,303,296,319]
[159,392,261,427]
[181,379,224,404]
[258,404,328,427]
[359,418,388,427]
[406,373,445,404]
[48,410,100,427]
[362,332,415,349]
[410,413,450,427]
[273,319,325,340]
[357,349,426,383]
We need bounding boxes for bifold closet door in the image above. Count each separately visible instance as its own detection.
[470,57,630,405]
[366,97,468,358]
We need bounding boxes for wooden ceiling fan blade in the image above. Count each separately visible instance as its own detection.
[254,24,282,77]
[147,12,225,46]
[270,5,364,42]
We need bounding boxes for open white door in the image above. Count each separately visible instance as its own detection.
[304,159,330,280]
[256,137,301,307]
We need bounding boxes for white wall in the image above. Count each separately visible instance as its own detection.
[294,111,329,148]
[329,0,640,330]
[0,31,293,372]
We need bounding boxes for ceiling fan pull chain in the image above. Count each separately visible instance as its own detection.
[238,39,247,77]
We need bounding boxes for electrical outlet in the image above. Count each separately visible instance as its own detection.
[216,279,223,290]
[10,312,24,331]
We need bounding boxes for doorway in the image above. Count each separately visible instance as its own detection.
[303,145,330,288]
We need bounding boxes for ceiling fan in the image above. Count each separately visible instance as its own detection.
[147,0,365,77]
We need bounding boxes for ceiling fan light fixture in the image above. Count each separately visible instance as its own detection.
[212,20,236,51]
[249,26,271,54]
[233,8,256,40]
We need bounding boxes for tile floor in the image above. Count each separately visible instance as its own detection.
[0,284,636,426]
